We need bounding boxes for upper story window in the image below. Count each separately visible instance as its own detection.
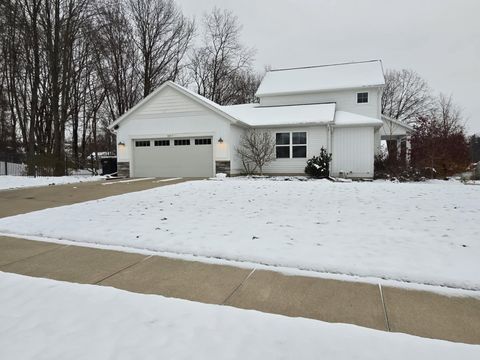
[276,132,307,159]
[135,140,150,147]
[357,92,369,104]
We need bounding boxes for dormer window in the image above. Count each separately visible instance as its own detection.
[357,92,369,104]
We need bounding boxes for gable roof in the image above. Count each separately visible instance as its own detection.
[108,81,249,130]
[256,60,385,97]
[222,103,336,127]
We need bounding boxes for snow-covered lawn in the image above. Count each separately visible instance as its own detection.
[0,179,479,289]
[0,272,478,360]
[0,175,102,190]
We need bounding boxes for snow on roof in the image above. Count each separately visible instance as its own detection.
[256,60,385,97]
[334,111,383,127]
[222,103,336,127]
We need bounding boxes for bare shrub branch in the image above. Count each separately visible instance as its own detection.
[235,130,275,175]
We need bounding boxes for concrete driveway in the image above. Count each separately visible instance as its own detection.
[0,177,190,217]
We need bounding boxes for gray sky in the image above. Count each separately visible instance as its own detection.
[180,0,480,134]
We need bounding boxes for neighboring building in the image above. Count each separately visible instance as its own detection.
[109,60,411,178]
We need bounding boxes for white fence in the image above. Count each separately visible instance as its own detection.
[0,161,27,176]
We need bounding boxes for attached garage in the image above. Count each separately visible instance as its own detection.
[132,137,214,178]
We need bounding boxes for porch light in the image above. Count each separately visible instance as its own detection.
[218,137,224,144]
[118,141,125,146]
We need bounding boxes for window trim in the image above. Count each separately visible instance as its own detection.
[275,131,307,159]
[356,92,369,104]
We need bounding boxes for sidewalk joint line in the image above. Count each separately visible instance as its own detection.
[378,283,391,332]
[94,255,153,285]
[222,268,256,305]
[0,244,69,268]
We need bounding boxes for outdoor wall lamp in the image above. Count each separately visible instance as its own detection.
[218,137,224,144]
[118,141,125,146]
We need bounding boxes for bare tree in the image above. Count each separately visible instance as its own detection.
[93,1,140,121]
[188,7,256,105]
[228,70,263,104]
[433,93,465,136]
[382,69,433,124]
[128,0,194,98]
[236,130,275,175]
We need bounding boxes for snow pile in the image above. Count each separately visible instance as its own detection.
[0,175,102,190]
[0,180,479,289]
[0,272,478,360]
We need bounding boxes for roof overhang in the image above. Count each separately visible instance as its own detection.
[381,115,415,132]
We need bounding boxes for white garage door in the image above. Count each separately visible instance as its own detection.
[132,137,214,177]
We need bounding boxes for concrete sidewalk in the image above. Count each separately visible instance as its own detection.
[0,235,479,345]
[0,177,190,217]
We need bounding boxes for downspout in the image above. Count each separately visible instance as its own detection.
[327,123,333,154]
[327,123,333,176]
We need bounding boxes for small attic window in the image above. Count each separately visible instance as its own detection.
[357,92,369,104]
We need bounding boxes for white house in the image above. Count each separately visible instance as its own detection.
[109,60,412,178]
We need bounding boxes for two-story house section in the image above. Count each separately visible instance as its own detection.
[109,60,412,178]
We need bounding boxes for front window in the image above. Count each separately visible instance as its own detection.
[276,133,290,158]
[275,132,307,159]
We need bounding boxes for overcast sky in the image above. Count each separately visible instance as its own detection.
[180,0,480,134]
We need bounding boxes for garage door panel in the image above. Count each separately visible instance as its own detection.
[133,138,213,177]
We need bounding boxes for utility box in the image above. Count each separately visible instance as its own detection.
[100,157,117,176]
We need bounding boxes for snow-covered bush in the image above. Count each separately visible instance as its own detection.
[304,147,332,178]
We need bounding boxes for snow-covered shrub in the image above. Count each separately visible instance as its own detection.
[305,147,332,178]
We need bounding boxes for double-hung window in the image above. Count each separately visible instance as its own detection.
[275,132,307,159]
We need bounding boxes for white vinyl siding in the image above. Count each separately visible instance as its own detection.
[259,88,381,119]
[139,86,203,115]
[230,124,247,175]
[331,127,375,178]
